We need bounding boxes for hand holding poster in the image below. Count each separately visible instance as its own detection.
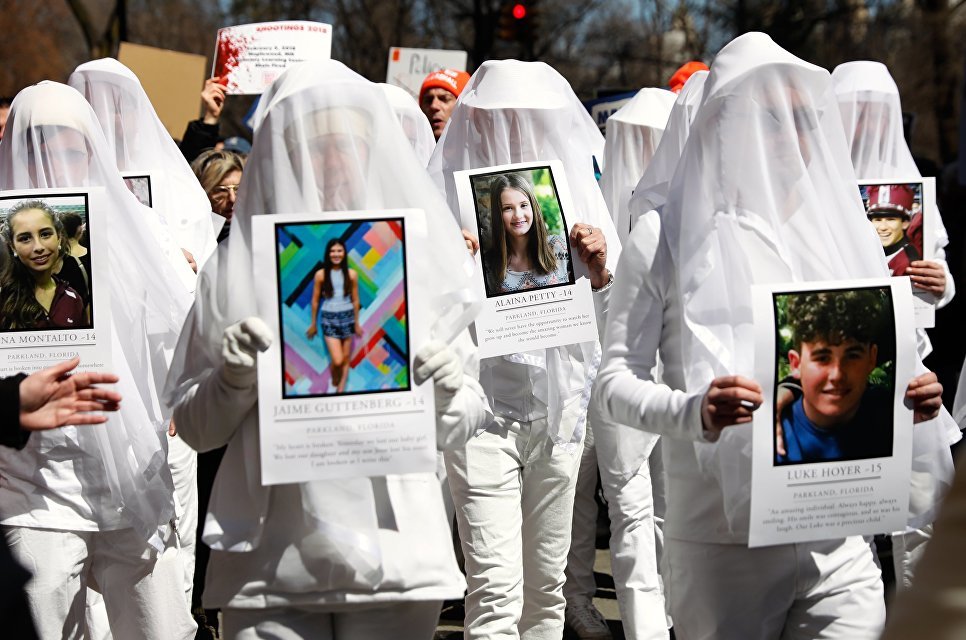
[748,278,915,547]
[253,210,436,485]
[858,177,938,327]
[453,161,599,358]
[0,189,110,376]
[213,21,332,95]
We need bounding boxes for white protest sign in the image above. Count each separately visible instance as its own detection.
[748,278,915,547]
[253,210,436,485]
[454,161,598,359]
[386,47,468,100]
[213,21,332,95]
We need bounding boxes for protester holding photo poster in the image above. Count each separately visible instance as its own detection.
[164,60,485,638]
[69,58,219,272]
[832,60,960,593]
[0,82,196,638]
[594,33,950,639]
[429,60,620,639]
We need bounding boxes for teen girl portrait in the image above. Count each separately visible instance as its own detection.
[1,200,89,331]
[482,171,572,296]
[305,237,364,394]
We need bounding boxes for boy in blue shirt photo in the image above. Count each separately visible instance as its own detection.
[775,288,895,465]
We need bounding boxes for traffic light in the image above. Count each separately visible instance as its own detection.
[497,1,539,43]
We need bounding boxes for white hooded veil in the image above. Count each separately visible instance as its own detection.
[627,70,708,222]
[831,60,951,288]
[597,87,676,238]
[164,60,479,584]
[662,33,951,531]
[68,58,218,269]
[0,81,194,549]
[379,83,436,166]
[428,59,622,450]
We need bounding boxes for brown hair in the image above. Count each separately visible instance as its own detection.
[191,149,245,197]
[486,172,557,291]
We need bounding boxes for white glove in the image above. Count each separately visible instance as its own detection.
[220,317,273,389]
[413,339,463,411]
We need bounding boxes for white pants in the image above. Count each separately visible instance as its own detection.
[665,536,884,640]
[3,525,196,640]
[892,525,932,591]
[445,402,583,640]
[563,419,599,606]
[168,433,198,604]
[599,459,667,640]
[222,600,442,640]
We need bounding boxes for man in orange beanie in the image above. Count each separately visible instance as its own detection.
[668,61,709,93]
[419,68,470,140]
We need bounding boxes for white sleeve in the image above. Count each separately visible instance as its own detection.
[592,228,705,442]
[173,368,257,453]
[934,255,955,309]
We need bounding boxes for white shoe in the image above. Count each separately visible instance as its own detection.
[565,602,612,640]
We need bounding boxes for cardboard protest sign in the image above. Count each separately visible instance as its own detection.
[386,47,468,100]
[117,42,207,140]
[214,21,332,95]
[748,278,914,547]
[454,161,598,358]
[253,210,436,485]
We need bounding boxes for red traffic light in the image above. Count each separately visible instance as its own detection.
[512,3,527,19]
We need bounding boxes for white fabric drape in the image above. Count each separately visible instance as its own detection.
[164,60,479,584]
[428,59,622,451]
[0,81,194,549]
[68,58,218,269]
[379,83,436,167]
[598,87,676,239]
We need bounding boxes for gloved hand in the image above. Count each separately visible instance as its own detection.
[414,340,463,411]
[220,317,273,389]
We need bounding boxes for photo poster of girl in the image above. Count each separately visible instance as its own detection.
[469,165,576,298]
[0,188,111,377]
[275,217,410,399]
[121,173,153,208]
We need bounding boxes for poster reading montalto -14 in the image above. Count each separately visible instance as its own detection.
[213,21,332,95]
[748,278,915,547]
[253,210,436,485]
[0,188,111,377]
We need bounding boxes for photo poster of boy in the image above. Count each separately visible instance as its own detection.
[121,173,153,208]
[0,187,111,376]
[252,210,436,485]
[748,278,915,547]
[858,177,937,328]
[453,160,598,359]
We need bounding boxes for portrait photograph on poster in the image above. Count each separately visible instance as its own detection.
[858,177,936,327]
[454,160,598,359]
[252,210,436,485]
[274,217,410,400]
[469,167,576,298]
[748,278,915,547]
[771,286,896,466]
[121,173,153,208]
[0,193,93,332]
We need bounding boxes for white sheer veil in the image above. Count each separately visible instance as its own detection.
[598,87,676,238]
[0,81,194,549]
[627,70,708,222]
[68,58,218,268]
[379,83,436,166]
[164,60,479,583]
[428,59,621,450]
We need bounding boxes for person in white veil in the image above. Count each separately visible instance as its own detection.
[832,59,958,593]
[380,83,437,167]
[0,81,196,639]
[594,33,947,640]
[598,87,676,240]
[163,59,486,639]
[68,58,218,272]
[832,61,954,311]
[429,59,619,639]
[588,70,708,640]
